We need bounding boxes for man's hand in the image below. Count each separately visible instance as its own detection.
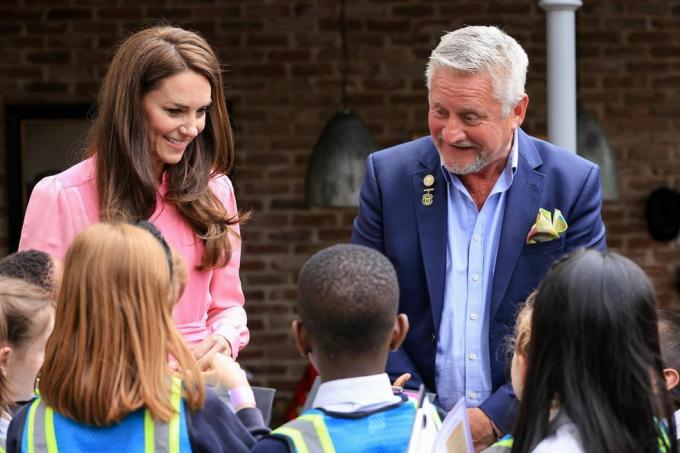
[392,373,412,389]
[192,335,232,370]
[467,407,497,452]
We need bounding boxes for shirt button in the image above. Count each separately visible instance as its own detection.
[469,353,477,361]
[468,391,479,400]
[470,312,479,320]
[473,234,481,242]
[471,274,480,281]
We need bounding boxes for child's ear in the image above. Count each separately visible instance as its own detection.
[664,368,680,391]
[291,320,312,358]
[0,346,11,371]
[389,314,409,351]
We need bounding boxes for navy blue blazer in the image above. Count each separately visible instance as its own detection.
[350,129,606,431]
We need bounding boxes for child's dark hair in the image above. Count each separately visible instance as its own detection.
[0,250,55,294]
[512,249,676,453]
[658,308,680,408]
[297,244,399,359]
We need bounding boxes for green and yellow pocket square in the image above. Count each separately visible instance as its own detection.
[526,208,568,244]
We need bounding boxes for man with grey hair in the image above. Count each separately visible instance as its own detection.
[352,26,605,448]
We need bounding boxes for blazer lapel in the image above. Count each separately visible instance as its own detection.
[490,130,544,320]
[414,143,448,334]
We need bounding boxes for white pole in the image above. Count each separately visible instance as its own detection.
[539,0,582,153]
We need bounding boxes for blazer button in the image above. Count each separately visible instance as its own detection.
[431,333,436,343]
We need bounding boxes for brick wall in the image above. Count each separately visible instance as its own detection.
[1,0,678,423]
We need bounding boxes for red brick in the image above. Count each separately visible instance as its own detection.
[651,46,680,58]
[146,8,193,19]
[26,50,71,64]
[46,8,92,20]
[0,9,42,21]
[391,4,434,17]
[24,81,69,94]
[96,8,146,20]
[26,22,69,34]
[268,230,312,242]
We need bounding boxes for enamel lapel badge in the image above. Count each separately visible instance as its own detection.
[422,174,434,206]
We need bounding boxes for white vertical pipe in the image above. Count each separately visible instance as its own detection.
[539,0,582,153]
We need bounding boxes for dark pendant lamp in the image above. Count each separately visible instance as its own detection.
[305,0,376,208]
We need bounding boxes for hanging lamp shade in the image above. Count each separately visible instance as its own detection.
[576,110,620,200]
[305,0,376,208]
[306,110,375,207]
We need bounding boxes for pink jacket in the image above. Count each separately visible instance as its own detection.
[19,158,249,357]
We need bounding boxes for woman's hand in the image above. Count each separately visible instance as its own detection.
[192,334,232,370]
[202,354,256,411]
[202,354,248,390]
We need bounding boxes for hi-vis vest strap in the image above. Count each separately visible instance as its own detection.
[484,434,513,452]
[272,398,418,453]
[26,377,184,453]
[274,413,335,453]
[657,419,670,453]
[486,422,671,453]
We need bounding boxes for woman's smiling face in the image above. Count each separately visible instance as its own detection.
[142,70,212,172]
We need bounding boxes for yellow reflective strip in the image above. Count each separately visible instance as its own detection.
[273,426,310,453]
[655,417,670,453]
[26,400,40,453]
[168,378,182,453]
[298,414,335,453]
[658,431,669,453]
[44,406,58,453]
[144,409,154,453]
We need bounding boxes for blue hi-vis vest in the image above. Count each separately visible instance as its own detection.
[22,378,191,453]
[271,396,417,453]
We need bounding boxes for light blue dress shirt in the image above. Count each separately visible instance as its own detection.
[435,132,519,410]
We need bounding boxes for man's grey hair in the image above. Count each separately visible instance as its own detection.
[425,26,529,116]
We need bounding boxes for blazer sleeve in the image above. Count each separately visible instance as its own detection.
[18,176,85,260]
[351,154,385,253]
[207,176,249,358]
[564,164,607,252]
[478,382,518,434]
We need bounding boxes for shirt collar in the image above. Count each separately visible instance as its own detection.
[312,373,398,411]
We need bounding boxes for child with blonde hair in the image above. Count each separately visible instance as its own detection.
[6,223,266,452]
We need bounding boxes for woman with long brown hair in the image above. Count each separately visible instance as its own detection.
[19,26,248,362]
[6,223,266,452]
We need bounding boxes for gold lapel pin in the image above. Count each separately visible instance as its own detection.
[422,174,435,206]
[422,190,433,206]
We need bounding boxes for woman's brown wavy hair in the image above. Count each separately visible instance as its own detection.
[39,223,204,425]
[88,25,245,270]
